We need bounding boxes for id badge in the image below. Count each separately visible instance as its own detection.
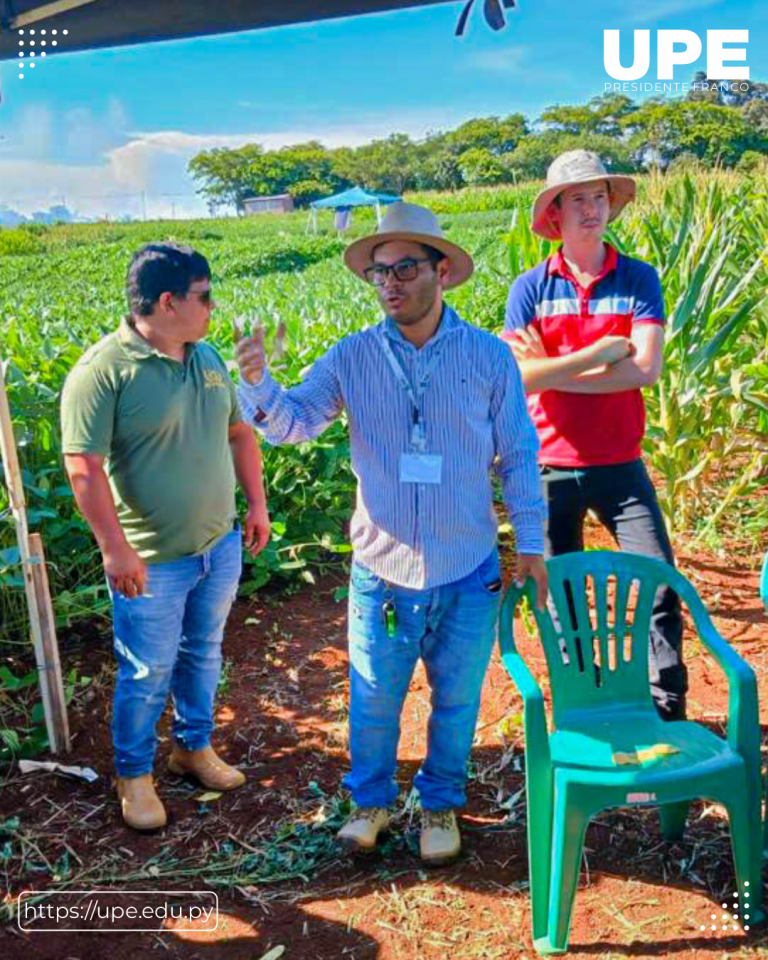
[399,453,443,484]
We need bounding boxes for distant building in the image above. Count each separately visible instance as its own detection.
[243,194,294,215]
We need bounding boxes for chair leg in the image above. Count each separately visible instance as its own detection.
[715,774,766,927]
[763,769,768,860]
[536,785,591,955]
[659,800,690,842]
[722,784,765,926]
[526,767,554,944]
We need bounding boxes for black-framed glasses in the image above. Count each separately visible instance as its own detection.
[363,257,432,286]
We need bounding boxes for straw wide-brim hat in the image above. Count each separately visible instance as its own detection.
[344,201,474,290]
[532,150,636,240]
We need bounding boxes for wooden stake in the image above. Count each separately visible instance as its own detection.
[0,359,71,754]
[29,534,71,752]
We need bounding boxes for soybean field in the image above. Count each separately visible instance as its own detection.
[1,171,767,647]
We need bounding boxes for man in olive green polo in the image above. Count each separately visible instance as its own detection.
[61,243,270,831]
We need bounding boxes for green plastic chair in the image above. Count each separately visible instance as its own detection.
[500,550,763,954]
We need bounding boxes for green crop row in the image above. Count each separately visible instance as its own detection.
[1,171,766,645]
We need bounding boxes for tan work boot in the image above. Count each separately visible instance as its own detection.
[167,744,246,790]
[337,807,389,854]
[420,809,461,865]
[116,774,167,831]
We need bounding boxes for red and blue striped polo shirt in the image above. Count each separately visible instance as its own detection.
[502,244,665,467]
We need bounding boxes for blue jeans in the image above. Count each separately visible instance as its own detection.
[110,528,242,778]
[344,549,502,811]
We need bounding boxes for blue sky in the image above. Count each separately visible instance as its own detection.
[0,0,764,219]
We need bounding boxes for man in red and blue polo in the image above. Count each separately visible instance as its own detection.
[502,149,686,721]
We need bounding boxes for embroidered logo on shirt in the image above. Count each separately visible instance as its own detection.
[203,369,227,389]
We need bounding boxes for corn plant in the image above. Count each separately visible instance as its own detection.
[624,174,768,531]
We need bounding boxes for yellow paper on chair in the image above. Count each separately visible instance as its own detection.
[612,743,680,766]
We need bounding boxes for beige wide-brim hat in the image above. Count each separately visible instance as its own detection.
[532,150,636,240]
[344,201,474,290]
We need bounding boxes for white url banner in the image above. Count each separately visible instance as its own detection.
[17,890,219,933]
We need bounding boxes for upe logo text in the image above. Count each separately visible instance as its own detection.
[604,30,748,81]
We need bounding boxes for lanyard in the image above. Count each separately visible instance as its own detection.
[380,332,445,451]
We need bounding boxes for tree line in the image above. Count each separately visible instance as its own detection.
[188,80,768,214]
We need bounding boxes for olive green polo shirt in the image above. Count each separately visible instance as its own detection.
[61,318,242,564]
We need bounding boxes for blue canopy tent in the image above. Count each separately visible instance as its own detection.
[308,186,402,234]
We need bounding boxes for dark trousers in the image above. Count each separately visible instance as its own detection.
[540,459,687,720]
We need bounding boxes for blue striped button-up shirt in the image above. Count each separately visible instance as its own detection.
[238,305,546,589]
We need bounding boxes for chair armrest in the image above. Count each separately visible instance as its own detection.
[698,620,759,763]
[679,579,760,771]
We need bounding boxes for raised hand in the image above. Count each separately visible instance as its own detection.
[233,317,286,385]
[235,325,266,385]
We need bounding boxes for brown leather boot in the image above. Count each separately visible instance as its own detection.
[167,744,245,790]
[116,774,167,831]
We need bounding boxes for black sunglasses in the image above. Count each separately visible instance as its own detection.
[184,289,213,305]
[363,257,432,286]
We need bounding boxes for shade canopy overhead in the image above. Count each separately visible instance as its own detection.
[0,0,456,60]
[311,187,402,210]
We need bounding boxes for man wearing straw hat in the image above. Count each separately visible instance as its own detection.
[502,149,687,722]
[236,201,547,864]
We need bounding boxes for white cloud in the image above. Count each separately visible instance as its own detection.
[0,156,158,218]
[0,107,481,220]
[100,127,389,208]
[4,98,131,164]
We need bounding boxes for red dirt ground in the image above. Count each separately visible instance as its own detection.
[1,519,767,960]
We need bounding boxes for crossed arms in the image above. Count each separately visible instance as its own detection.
[506,322,664,394]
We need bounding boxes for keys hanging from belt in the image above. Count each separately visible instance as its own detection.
[382,599,397,638]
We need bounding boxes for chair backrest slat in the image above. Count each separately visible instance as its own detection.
[613,573,633,639]
[531,552,674,725]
